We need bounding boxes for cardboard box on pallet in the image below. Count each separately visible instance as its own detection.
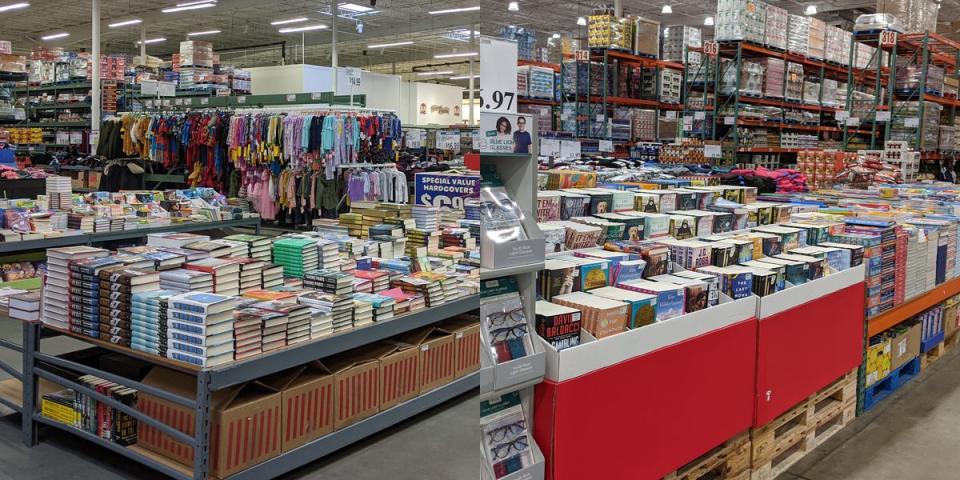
[865,336,892,387]
[137,367,282,478]
[325,350,381,430]
[400,325,457,392]
[442,316,482,379]
[888,323,921,371]
[943,300,960,338]
[375,341,421,410]
[261,361,334,452]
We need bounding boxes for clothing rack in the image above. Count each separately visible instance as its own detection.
[337,162,398,169]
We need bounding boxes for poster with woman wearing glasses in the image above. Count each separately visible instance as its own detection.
[480,113,533,153]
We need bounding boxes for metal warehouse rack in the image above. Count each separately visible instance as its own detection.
[9,294,478,479]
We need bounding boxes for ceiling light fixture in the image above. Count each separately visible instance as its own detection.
[162,2,215,13]
[176,0,214,6]
[278,24,328,33]
[450,74,480,80]
[805,4,817,15]
[552,33,561,39]
[339,2,373,12]
[428,6,479,14]
[434,52,478,59]
[188,30,220,36]
[508,1,519,11]
[577,17,587,26]
[136,37,166,44]
[367,40,414,48]
[704,16,714,26]
[417,70,454,76]
[271,17,308,25]
[108,19,141,28]
[41,32,68,41]
[0,2,29,12]
[661,4,672,14]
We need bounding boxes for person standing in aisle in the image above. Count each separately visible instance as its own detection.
[513,116,532,154]
[940,157,957,183]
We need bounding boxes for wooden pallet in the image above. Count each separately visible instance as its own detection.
[944,330,960,351]
[664,432,751,480]
[750,369,858,480]
[922,341,946,369]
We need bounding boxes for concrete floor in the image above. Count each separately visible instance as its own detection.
[0,317,478,480]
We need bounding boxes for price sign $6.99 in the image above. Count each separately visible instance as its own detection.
[479,90,515,112]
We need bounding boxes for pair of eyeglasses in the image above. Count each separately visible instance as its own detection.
[490,323,528,343]
[491,436,529,460]
[487,307,525,328]
[486,420,526,443]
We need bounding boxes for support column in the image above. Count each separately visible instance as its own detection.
[614,0,622,18]
[469,26,476,125]
[331,0,338,92]
[139,24,146,63]
[91,0,101,153]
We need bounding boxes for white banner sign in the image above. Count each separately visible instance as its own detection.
[599,139,614,152]
[560,140,581,160]
[437,130,461,152]
[540,138,561,157]
[480,37,518,114]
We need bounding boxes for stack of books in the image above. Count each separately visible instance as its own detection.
[303,269,355,295]
[339,212,364,237]
[352,300,374,327]
[353,277,373,293]
[369,223,404,241]
[147,232,210,249]
[440,227,476,249]
[159,269,214,293]
[381,287,414,315]
[317,239,341,271]
[182,240,231,258]
[234,258,265,293]
[353,292,396,322]
[98,268,161,346]
[262,263,284,289]
[551,291,629,339]
[184,258,241,296]
[69,256,123,338]
[167,293,238,367]
[354,269,389,292]
[131,290,174,356]
[111,253,155,270]
[73,375,138,446]
[296,292,344,335]
[405,229,441,256]
[233,308,266,360]
[41,246,110,330]
[272,238,319,278]
[258,308,289,352]
[94,217,111,233]
[412,205,440,231]
[67,213,95,233]
[118,246,186,270]
[255,300,312,345]
[222,234,273,261]
[535,300,582,351]
[45,176,73,211]
[211,239,248,257]
[392,276,444,307]
[9,292,41,322]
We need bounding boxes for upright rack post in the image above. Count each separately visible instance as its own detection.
[193,371,213,480]
[21,321,39,447]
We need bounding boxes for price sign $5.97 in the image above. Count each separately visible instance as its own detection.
[479,90,516,112]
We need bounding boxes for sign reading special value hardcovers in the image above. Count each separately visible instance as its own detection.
[414,172,481,209]
[479,113,534,154]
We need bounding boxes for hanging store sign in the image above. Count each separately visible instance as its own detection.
[480,37,518,114]
[436,130,461,152]
[703,41,719,56]
[414,173,481,209]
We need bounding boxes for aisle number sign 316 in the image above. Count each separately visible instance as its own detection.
[480,37,519,114]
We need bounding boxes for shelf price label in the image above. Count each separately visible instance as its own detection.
[876,111,891,122]
[724,116,735,125]
[599,139,614,152]
[480,37,518,114]
[846,117,860,126]
[694,111,706,120]
[664,110,677,120]
[835,111,849,122]
[704,144,722,158]
[905,117,920,127]
[286,94,297,102]
[703,41,719,57]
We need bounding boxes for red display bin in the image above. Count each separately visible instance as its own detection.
[533,297,758,480]
[754,265,866,427]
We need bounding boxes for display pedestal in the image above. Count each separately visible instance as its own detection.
[532,297,758,480]
[753,265,866,427]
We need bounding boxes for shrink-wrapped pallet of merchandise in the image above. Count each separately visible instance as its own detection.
[588,8,632,50]
[785,62,804,101]
[803,81,821,106]
[877,0,938,33]
[662,25,702,64]
[721,60,765,96]
[939,126,957,151]
[716,0,766,44]
[787,14,809,56]
[890,101,942,150]
[825,27,852,66]
[765,5,788,50]
[821,79,839,107]
[761,57,785,98]
[528,66,556,100]
[808,17,826,60]
[632,109,657,142]
[633,16,659,57]
[660,69,682,104]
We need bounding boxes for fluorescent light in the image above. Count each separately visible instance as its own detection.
[136,37,166,45]
[508,1,519,11]
[339,3,373,12]
[271,17,308,25]
[577,17,587,26]
[176,0,214,5]
[662,4,672,13]
[551,33,560,39]
[450,74,479,80]
[188,30,220,36]
[278,24,328,33]
[0,2,29,12]
[41,32,69,41]
[428,6,479,14]
[434,52,478,59]
[368,40,414,49]
[805,4,817,15]
[417,70,454,76]
[704,16,714,26]
[108,19,141,28]
[162,2,215,13]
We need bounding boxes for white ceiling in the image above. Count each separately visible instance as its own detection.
[0,0,481,86]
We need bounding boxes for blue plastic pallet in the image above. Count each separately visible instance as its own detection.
[862,356,921,412]
[921,331,945,353]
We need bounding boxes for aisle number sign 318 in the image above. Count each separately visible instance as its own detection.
[479,37,519,114]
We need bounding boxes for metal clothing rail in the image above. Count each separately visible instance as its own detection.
[15,294,480,479]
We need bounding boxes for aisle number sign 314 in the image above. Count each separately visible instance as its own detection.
[479,37,518,114]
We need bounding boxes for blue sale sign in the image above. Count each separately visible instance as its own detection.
[414,173,480,209]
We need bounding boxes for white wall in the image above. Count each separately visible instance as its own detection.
[333,69,401,112]
[246,64,401,112]
[398,81,465,126]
